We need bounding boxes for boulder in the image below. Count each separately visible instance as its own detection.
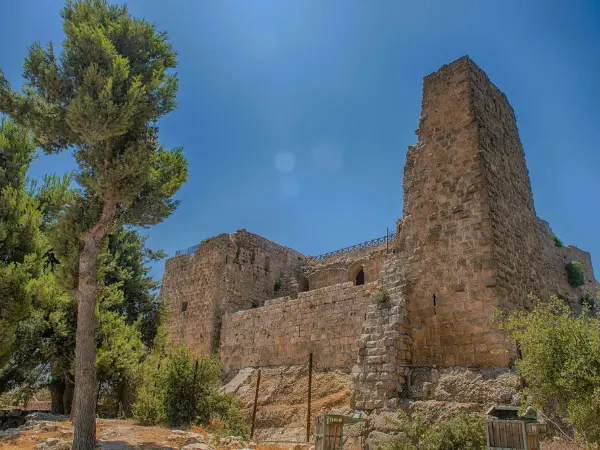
[181,444,213,450]
[183,432,208,445]
[34,437,72,450]
[0,427,22,439]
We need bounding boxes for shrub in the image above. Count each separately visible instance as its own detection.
[565,261,585,287]
[554,236,564,247]
[371,286,391,303]
[205,391,249,437]
[580,294,596,310]
[132,347,248,436]
[374,411,486,450]
[498,296,600,445]
[162,348,221,427]
[132,388,165,426]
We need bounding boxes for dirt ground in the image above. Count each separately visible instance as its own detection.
[0,418,174,449]
[222,366,352,442]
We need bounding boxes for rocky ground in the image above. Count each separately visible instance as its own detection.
[0,412,305,450]
[0,366,580,449]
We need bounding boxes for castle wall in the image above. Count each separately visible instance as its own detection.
[160,230,306,354]
[219,282,373,375]
[538,219,598,313]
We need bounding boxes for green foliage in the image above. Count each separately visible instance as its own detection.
[131,386,165,426]
[0,0,187,228]
[499,296,600,444]
[0,117,56,367]
[101,228,164,346]
[205,391,248,438]
[554,236,564,247]
[132,347,248,436]
[580,294,596,310]
[374,411,486,450]
[0,263,32,365]
[371,286,391,303]
[565,261,585,287]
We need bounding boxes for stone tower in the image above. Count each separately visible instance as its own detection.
[398,56,546,367]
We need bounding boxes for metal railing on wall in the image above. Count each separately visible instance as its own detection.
[174,232,397,259]
[311,232,397,262]
[175,244,200,256]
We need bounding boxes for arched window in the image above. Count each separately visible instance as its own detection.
[355,269,365,286]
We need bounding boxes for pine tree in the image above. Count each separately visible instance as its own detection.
[0,118,46,366]
[0,2,187,447]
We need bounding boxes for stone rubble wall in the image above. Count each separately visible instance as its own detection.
[219,281,374,375]
[352,257,412,410]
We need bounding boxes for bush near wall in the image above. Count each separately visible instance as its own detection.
[499,296,600,445]
[565,261,585,287]
[132,347,248,436]
[373,411,486,450]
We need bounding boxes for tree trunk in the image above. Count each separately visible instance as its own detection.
[63,378,74,416]
[49,378,65,415]
[72,200,116,450]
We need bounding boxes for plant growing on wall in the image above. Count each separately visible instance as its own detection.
[565,261,585,287]
[371,286,391,303]
[554,236,564,248]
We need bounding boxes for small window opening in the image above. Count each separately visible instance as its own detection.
[299,278,310,293]
[264,256,270,272]
[433,294,437,315]
[355,269,365,286]
[181,301,188,313]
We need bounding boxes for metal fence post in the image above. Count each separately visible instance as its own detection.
[307,353,313,442]
[251,369,261,439]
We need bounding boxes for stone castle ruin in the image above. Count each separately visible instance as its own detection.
[160,56,598,410]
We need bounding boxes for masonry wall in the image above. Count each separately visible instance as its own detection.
[397,56,598,369]
[469,61,547,312]
[161,230,306,354]
[219,282,373,375]
[307,246,389,290]
[538,219,598,313]
[398,56,506,367]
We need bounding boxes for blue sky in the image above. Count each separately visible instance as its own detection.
[1,0,599,282]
